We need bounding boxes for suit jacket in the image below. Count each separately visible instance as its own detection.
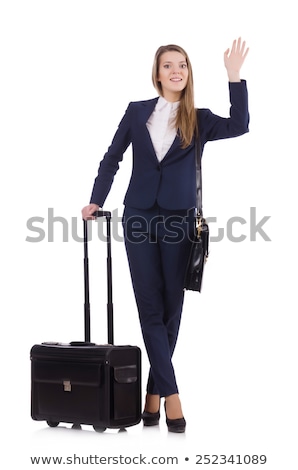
[90,80,249,210]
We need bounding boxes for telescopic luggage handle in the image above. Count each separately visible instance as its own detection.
[83,211,114,345]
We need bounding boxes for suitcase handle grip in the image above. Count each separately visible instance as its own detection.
[92,210,111,218]
[69,341,96,347]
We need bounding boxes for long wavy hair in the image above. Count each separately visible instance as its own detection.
[152,44,198,148]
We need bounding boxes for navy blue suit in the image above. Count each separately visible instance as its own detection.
[90,80,249,397]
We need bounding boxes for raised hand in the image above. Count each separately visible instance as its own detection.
[224,37,249,82]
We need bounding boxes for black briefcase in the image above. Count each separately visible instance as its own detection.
[30,211,142,432]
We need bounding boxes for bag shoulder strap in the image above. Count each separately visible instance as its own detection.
[195,109,203,217]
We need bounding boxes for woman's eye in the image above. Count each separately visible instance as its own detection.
[164,64,170,69]
[180,63,187,69]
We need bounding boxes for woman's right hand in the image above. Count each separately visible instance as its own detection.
[81,203,101,220]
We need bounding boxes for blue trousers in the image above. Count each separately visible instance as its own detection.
[122,204,195,397]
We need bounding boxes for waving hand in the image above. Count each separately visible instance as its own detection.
[224,37,249,82]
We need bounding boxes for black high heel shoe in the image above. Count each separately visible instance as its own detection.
[164,402,186,433]
[141,410,160,426]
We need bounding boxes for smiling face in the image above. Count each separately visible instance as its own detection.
[157,51,189,102]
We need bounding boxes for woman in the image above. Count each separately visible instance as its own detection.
[82,38,249,433]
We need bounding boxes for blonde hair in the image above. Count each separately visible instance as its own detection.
[152,44,198,148]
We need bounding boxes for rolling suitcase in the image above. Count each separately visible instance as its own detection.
[30,211,142,432]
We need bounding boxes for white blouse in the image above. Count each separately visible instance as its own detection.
[146,96,180,162]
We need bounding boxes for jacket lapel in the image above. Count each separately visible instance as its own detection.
[140,97,159,122]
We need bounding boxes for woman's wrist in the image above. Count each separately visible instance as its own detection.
[227,71,241,82]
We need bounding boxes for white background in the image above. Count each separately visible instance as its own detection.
[1,0,297,468]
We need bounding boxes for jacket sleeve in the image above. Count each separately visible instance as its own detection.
[90,103,133,206]
[199,80,249,145]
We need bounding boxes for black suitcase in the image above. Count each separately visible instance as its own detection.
[30,211,142,432]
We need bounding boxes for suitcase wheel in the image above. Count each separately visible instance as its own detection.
[93,426,106,433]
[72,423,82,430]
[47,421,59,428]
